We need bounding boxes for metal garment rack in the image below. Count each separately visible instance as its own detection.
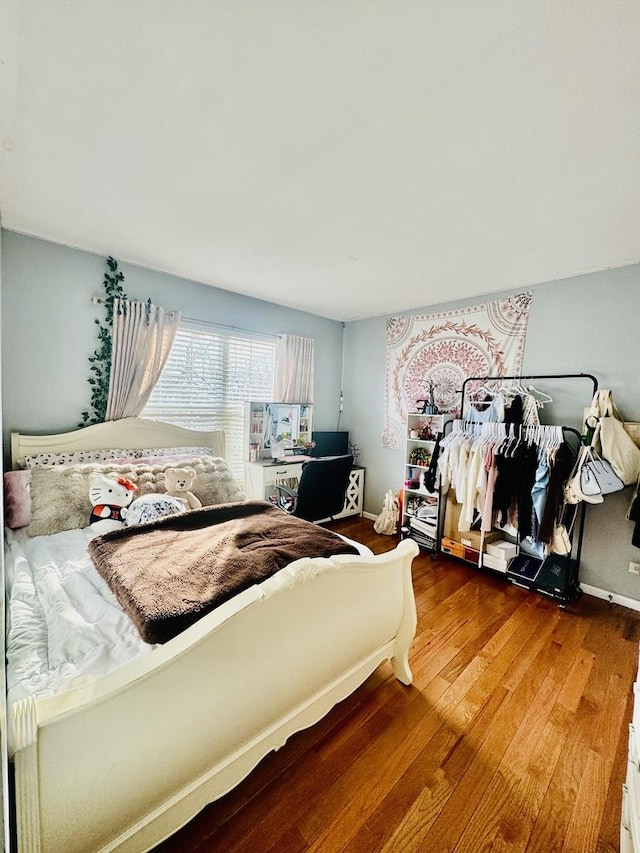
[450,372,598,606]
[459,372,598,419]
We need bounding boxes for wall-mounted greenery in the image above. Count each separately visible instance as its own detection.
[79,256,127,426]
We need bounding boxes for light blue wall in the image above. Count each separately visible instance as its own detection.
[1,230,346,447]
[3,229,640,600]
[343,263,640,600]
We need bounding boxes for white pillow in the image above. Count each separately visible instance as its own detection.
[20,446,213,468]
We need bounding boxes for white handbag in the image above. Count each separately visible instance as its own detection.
[579,446,624,497]
[564,446,594,504]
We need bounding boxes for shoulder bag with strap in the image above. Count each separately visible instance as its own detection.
[585,389,640,486]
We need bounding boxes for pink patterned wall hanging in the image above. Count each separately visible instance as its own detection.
[382,292,532,448]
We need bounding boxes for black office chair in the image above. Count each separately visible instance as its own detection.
[272,455,354,522]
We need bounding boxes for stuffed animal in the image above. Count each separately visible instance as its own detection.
[164,467,202,510]
[125,493,186,526]
[89,474,135,534]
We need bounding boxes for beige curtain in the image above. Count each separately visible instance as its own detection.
[274,334,315,403]
[105,298,181,420]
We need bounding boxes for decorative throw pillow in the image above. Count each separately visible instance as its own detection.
[124,494,187,527]
[3,470,33,529]
[25,456,245,537]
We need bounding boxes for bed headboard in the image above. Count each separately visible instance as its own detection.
[11,417,226,469]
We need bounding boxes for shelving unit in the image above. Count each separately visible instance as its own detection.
[243,402,313,461]
[297,405,312,447]
[401,413,445,553]
[243,402,268,461]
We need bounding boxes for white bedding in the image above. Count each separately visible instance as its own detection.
[5,526,157,716]
[5,522,371,746]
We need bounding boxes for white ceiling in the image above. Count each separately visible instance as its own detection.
[1,1,639,322]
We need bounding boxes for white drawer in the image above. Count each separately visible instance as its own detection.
[262,463,303,486]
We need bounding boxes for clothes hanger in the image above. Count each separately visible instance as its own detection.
[526,384,553,405]
[495,381,521,398]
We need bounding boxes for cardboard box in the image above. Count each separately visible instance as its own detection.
[458,529,501,549]
[486,540,518,560]
[507,554,543,583]
[482,553,508,572]
[441,537,465,558]
[464,546,481,565]
[482,552,509,573]
[443,490,462,540]
[443,491,502,548]
[535,554,573,596]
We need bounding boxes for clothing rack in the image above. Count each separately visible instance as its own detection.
[444,372,598,607]
[460,372,598,419]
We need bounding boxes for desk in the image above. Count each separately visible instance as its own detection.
[244,460,365,519]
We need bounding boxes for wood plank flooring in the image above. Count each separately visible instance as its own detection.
[154,518,640,852]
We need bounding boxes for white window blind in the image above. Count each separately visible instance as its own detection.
[142,319,275,483]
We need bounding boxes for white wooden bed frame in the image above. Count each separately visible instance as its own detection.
[8,418,419,853]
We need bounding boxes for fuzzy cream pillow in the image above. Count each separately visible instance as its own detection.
[25,456,245,538]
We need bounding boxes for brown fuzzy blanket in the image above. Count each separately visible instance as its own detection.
[87,500,358,644]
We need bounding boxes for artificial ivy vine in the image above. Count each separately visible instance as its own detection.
[79,256,128,426]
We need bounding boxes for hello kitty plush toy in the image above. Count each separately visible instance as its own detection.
[89,474,135,534]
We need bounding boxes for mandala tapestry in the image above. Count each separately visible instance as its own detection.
[382,292,533,448]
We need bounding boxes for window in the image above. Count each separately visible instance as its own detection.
[142,319,275,483]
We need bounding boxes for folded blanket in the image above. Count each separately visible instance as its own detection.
[88,500,358,644]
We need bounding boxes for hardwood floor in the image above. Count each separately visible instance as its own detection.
[154,517,640,852]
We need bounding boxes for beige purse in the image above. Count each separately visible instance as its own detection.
[550,523,572,555]
[585,389,640,486]
[550,503,578,556]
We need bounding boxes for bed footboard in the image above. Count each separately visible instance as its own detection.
[12,538,419,853]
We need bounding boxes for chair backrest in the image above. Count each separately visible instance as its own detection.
[293,455,354,522]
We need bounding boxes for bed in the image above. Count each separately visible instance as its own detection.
[4,417,419,853]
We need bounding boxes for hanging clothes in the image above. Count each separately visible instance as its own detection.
[538,441,575,543]
[467,394,505,423]
[504,394,524,425]
[530,450,551,540]
[442,420,571,552]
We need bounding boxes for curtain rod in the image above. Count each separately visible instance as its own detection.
[91,296,279,339]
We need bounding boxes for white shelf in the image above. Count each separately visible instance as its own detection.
[401,412,444,553]
[243,401,313,462]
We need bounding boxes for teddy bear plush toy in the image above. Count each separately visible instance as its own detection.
[89,474,135,534]
[164,467,202,510]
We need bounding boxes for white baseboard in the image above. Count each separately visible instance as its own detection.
[580,583,640,612]
[357,522,640,612]
[362,511,377,521]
